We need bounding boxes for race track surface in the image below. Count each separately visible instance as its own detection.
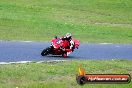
[0,41,132,62]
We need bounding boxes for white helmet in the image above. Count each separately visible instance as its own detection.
[65,33,72,38]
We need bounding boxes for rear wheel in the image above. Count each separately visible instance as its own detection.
[41,47,51,56]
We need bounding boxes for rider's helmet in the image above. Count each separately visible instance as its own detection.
[65,33,72,40]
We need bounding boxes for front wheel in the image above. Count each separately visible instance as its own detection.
[62,53,67,58]
[41,47,51,56]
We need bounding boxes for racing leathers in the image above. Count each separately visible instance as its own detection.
[61,37,74,53]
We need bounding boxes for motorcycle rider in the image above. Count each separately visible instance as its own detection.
[61,33,74,52]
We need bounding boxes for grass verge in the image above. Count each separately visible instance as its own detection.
[0,59,132,88]
[0,0,132,43]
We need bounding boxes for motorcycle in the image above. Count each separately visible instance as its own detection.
[41,37,80,58]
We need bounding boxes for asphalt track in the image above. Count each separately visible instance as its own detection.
[0,41,132,62]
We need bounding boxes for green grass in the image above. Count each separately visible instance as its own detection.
[0,60,132,88]
[0,0,132,43]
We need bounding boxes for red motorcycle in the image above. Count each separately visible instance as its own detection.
[41,37,80,58]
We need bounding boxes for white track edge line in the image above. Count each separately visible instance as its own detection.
[0,60,67,65]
